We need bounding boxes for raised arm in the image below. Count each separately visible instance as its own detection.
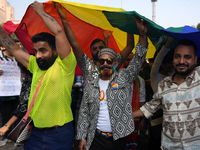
[0,28,30,68]
[32,1,71,60]
[102,30,113,47]
[54,2,83,59]
[150,37,175,93]
[125,17,148,83]
[135,17,148,48]
[120,33,134,59]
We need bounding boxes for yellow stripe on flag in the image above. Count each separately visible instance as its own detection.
[52,0,156,58]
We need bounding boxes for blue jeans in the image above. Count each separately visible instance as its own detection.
[24,121,74,150]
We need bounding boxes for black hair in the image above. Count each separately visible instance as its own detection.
[90,39,105,48]
[31,32,56,50]
[177,39,197,56]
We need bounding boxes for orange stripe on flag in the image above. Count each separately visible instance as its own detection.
[15,1,120,56]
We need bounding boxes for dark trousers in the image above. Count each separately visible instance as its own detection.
[90,132,126,150]
[148,124,162,150]
[24,121,74,150]
[0,98,19,137]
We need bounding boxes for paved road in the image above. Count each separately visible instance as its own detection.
[0,137,23,150]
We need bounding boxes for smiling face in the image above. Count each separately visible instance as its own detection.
[97,54,118,80]
[173,44,197,77]
[33,41,57,70]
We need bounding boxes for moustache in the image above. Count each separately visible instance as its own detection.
[176,63,189,67]
[36,58,46,63]
[100,66,112,70]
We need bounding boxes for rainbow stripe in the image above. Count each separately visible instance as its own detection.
[112,83,118,90]
[96,129,113,137]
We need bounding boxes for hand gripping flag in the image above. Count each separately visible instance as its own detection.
[103,10,200,57]
[14,0,156,58]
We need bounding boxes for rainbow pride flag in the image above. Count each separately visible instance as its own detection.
[103,10,200,57]
[14,0,155,58]
[12,0,200,58]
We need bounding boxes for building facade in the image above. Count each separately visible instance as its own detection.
[0,0,16,24]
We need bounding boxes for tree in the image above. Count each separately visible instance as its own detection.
[197,23,200,31]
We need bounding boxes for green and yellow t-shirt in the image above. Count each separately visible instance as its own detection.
[27,51,76,128]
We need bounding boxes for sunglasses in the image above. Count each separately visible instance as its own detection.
[98,58,115,65]
[92,45,104,51]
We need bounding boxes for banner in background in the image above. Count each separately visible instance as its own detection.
[0,61,21,96]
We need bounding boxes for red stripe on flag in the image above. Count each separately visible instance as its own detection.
[15,1,120,56]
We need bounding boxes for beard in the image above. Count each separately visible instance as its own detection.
[92,52,99,62]
[98,65,116,77]
[174,63,196,76]
[36,54,57,70]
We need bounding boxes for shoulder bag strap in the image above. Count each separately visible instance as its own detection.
[23,73,46,121]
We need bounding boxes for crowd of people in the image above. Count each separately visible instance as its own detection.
[0,1,199,150]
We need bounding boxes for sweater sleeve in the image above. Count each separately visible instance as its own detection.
[150,46,170,93]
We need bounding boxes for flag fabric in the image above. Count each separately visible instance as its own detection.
[2,21,19,35]
[162,26,200,57]
[103,10,200,57]
[13,0,200,58]
[103,10,169,45]
[14,0,156,58]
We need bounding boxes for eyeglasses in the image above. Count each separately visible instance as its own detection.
[92,45,104,51]
[98,58,114,65]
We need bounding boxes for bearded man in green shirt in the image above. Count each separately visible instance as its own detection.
[0,1,76,150]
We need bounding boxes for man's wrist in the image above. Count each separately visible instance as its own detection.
[61,18,67,22]
[4,124,9,129]
[36,10,45,16]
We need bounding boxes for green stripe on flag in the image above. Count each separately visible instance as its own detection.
[103,10,170,46]
[166,27,185,33]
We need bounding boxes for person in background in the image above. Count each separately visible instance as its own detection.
[0,62,32,147]
[0,40,20,146]
[138,61,153,137]
[150,37,174,93]
[149,37,174,150]
[124,53,146,150]
[71,64,83,130]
